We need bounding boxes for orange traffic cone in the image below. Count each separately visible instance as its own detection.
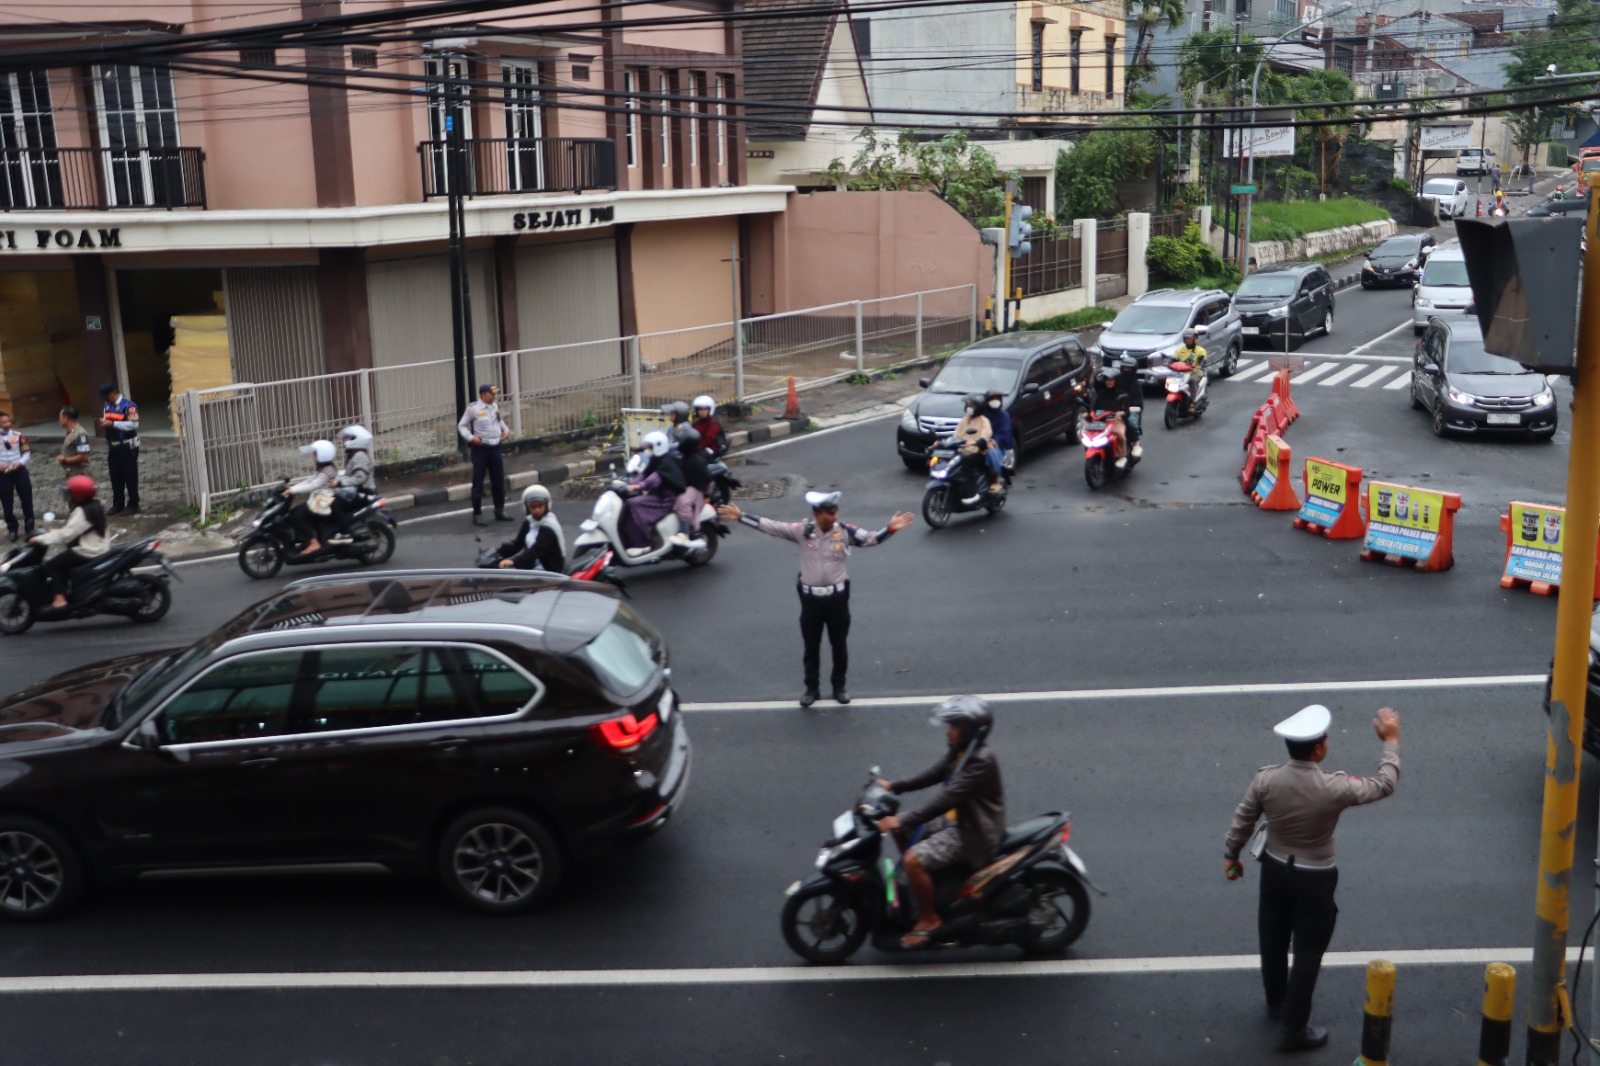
[784,375,800,420]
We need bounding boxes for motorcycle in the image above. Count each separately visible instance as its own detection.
[707,457,741,508]
[565,477,723,574]
[1162,362,1208,429]
[475,541,622,586]
[1079,407,1139,489]
[921,442,1007,529]
[780,771,1097,963]
[238,481,397,580]
[0,518,176,635]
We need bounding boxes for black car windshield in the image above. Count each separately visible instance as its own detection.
[1372,237,1420,258]
[1107,305,1190,334]
[1235,275,1297,298]
[929,358,1021,395]
[1445,336,1526,375]
[1420,260,1470,286]
[571,605,663,700]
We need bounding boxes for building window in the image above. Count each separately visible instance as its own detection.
[623,69,639,168]
[569,53,592,81]
[1070,32,1082,95]
[851,17,872,56]
[503,61,543,192]
[660,70,672,171]
[95,64,184,207]
[0,70,59,208]
[1456,40,1469,58]
[240,47,277,67]
[1425,42,1437,59]
[716,74,730,166]
[351,48,378,69]
[690,71,707,170]
[1031,24,1044,92]
[1105,38,1115,94]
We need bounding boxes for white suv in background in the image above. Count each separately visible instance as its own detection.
[1411,245,1473,335]
[1421,177,1469,220]
[1456,148,1495,176]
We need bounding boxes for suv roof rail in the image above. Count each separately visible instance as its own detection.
[281,569,575,590]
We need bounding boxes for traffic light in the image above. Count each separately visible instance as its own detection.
[1008,204,1034,260]
[1455,215,1584,372]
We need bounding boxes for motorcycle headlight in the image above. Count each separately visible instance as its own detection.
[1447,385,1476,406]
[900,407,918,431]
[1267,306,1289,318]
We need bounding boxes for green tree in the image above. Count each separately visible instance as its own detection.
[1125,0,1187,89]
[1275,68,1358,196]
[823,128,1013,220]
[1054,121,1159,221]
[1177,29,1267,108]
[1502,0,1600,167]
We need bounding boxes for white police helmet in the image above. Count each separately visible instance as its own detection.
[642,430,671,457]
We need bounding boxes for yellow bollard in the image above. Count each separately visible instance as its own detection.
[1357,959,1395,1066]
[1478,962,1515,1066]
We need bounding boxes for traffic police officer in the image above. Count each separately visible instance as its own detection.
[717,491,914,707]
[458,383,511,527]
[0,411,35,542]
[98,383,140,515]
[1223,703,1401,1053]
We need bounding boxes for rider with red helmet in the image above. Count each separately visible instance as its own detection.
[29,475,107,609]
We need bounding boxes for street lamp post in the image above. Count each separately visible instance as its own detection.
[1239,2,1353,280]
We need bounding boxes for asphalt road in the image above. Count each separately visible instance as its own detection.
[0,270,1591,1065]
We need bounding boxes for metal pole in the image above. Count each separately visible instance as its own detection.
[629,335,643,408]
[1482,962,1516,1066]
[1002,179,1015,333]
[1527,180,1600,1065]
[507,351,523,437]
[451,70,474,396]
[854,301,865,372]
[442,58,469,432]
[969,284,977,343]
[358,368,373,438]
[916,291,925,361]
[729,239,744,400]
[1356,959,1395,1066]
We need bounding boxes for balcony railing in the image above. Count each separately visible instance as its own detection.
[0,146,207,210]
[418,137,617,199]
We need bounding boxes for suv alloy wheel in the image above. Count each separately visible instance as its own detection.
[437,806,564,914]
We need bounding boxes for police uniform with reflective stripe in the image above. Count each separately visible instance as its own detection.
[0,428,33,536]
[101,394,140,512]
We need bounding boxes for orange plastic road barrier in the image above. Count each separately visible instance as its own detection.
[784,375,800,419]
[1294,458,1366,539]
[1241,433,1267,495]
[1251,434,1301,511]
[1359,480,1462,572]
[1272,368,1300,425]
[1499,501,1600,597]
[1243,395,1287,451]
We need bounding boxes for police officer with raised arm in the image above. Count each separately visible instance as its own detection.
[1223,703,1401,1053]
[98,383,139,515]
[458,383,511,527]
[717,491,914,707]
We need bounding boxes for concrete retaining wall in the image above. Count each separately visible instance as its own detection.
[1210,218,1397,268]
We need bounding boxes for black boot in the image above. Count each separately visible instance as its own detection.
[1276,1026,1328,1053]
[472,504,488,527]
[494,508,512,522]
[799,687,819,708]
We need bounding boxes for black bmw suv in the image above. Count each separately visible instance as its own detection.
[0,570,690,920]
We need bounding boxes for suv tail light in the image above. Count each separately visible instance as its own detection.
[591,712,659,753]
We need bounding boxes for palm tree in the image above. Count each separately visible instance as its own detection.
[1126,0,1188,87]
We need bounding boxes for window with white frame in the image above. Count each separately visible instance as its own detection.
[423,57,473,194]
[660,70,672,170]
[95,64,183,207]
[0,70,60,208]
[502,60,544,192]
[716,74,731,166]
[623,69,639,168]
[688,71,704,169]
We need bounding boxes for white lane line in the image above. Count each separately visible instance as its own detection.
[683,673,1544,713]
[1384,372,1414,391]
[1350,366,1399,388]
[0,947,1577,994]
[1348,321,1410,356]
[1316,364,1368,387]
[1230,359,1264,378]
[1229,362,1277,383]
[1290,362,1338,384]
[739,410,902,455]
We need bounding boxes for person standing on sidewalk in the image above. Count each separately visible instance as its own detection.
[716,491,914,707]
[97,383,140,515]
[459,383,511,527]
[56,406,92,485]
[0,412,35,543]
[1222,703,1401,1054]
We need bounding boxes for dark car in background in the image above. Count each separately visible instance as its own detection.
[1361,233,1437,289]
[1232,263,1335,348]
[1409,313,1557,439]
[896,332,1090,469]
[0,571,690,920]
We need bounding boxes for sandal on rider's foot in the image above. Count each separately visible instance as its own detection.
[900,927,942,949]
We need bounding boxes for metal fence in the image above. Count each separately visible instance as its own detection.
[1012,233,1082,297]
[177,284,976,517]
[1150,211,1190,239]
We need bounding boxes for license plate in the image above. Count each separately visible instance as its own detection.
[1242,326,1260,335]
[1487,413,1521,425]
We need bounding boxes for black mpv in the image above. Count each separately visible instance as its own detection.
[0,570,690,920]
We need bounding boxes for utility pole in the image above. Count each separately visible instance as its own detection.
[441,54,473,437]
[1224,19,1242,265]
[1001,180,1015,334]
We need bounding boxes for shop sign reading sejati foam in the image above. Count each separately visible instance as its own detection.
[511,205,616,233]
[0,228,122,251]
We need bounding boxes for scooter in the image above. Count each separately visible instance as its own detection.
[1162,362,1209,429]
[1079,406,1140,489]
[238,481,398,579]
[707,457,741,507]
[475,540,622,586]
[566,478,723,574]
[779,769,1098,963]
[921,443,1007,529]
[0,519,176,635]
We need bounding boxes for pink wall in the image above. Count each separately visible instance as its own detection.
[769,192,992,312]
[189,69,318,209]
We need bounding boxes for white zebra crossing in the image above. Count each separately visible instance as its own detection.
[1220,360,1413,391]
[1350,366,1398,388]
[1316,364,1369,387]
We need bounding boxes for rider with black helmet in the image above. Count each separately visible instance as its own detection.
[876,696,1006,947]
[949,393,1003,497]
[1089,364,1136,469]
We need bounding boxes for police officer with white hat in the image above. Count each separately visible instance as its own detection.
[717,490,914,707]
[1222,703,1401,1053]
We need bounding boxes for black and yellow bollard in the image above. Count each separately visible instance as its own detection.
[1477,962,1515,1066]
[1356,959,1395,1066]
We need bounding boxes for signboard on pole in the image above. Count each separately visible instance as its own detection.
[1420,124,1473,152]
[1225,110,1295,159]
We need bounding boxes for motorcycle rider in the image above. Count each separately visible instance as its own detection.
[984,389,1016,483]
[328,424,375,543]
[286,439,339,557]
[30,474,107,610]
[1175,326,1208,413]
[947,393,1002,500]
[1088,366,1134,468]
[875,696,1006,948]
[691,395,726,458]
[494,484,566,572]
[670,424,711,549]
[660,399,691,430]
[621,430,685,556]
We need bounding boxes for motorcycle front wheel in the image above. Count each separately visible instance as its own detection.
[1018,868,1091,957]
[921,485,952,529]
[1164,402,1180,430]
[238,536,284,580]
[781,886,869,963]
[1084,455,1106,490]
[0,592,33,635]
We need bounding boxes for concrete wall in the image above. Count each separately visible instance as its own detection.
[629,216,741,337]
[864,3,1014,125]
[762,191,992,313]
[1214,218,1398,268]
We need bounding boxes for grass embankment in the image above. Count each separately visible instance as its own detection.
[1016,306,1118,331]
[1247,197,1390,243]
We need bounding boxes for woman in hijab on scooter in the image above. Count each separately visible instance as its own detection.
[620,431,685,556]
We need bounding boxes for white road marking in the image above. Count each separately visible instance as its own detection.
[683,673,1544,713]
[1384,372,1414,391]
[1350,366,1399,388]
[1229,362,1277,383]
[1348,321,1411,356]
[1316,364,1368,387]
[1290,362,1338,384]
[739,410,901,455]
[0,946,1578,994]
[1230,359,1264,378]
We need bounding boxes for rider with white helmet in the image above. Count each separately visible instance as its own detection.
[621,430,686,555]
[287,439,338,556]
[494,483,566,572]
[691,395,724,458]
[327,425,376,543]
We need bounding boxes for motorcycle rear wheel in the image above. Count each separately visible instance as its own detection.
[356,522,396,566]
[922,485,952,528]
[1164,403,1179,430]
[684,529,718,567]
[1018,868,1091,957]
[781,887,869,963]
[1084,455,1106,490]
[132,577,171,624]
[238,537,284,580]
[0,592,33,635]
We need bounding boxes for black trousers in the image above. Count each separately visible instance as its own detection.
[42,550,88,599]
[0,467,33,533]
[470,443,506,511]
[798,586,850,690]
[289,503,326,545]
[1258,854,1339,1033]
[107,441,139,509]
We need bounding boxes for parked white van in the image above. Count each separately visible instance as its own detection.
[1421,177,1470,220]
[1412,245,1473,335]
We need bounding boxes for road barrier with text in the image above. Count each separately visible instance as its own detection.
[1251,435,1301,510]
[1360,481,1460,572]
[1293,457,1366,539]
[1499,500,1600,597]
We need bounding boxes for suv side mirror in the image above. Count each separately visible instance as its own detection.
[126,716,162,751]
[1021,382,1041,395]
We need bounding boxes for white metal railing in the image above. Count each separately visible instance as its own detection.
[177,284,977,518]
